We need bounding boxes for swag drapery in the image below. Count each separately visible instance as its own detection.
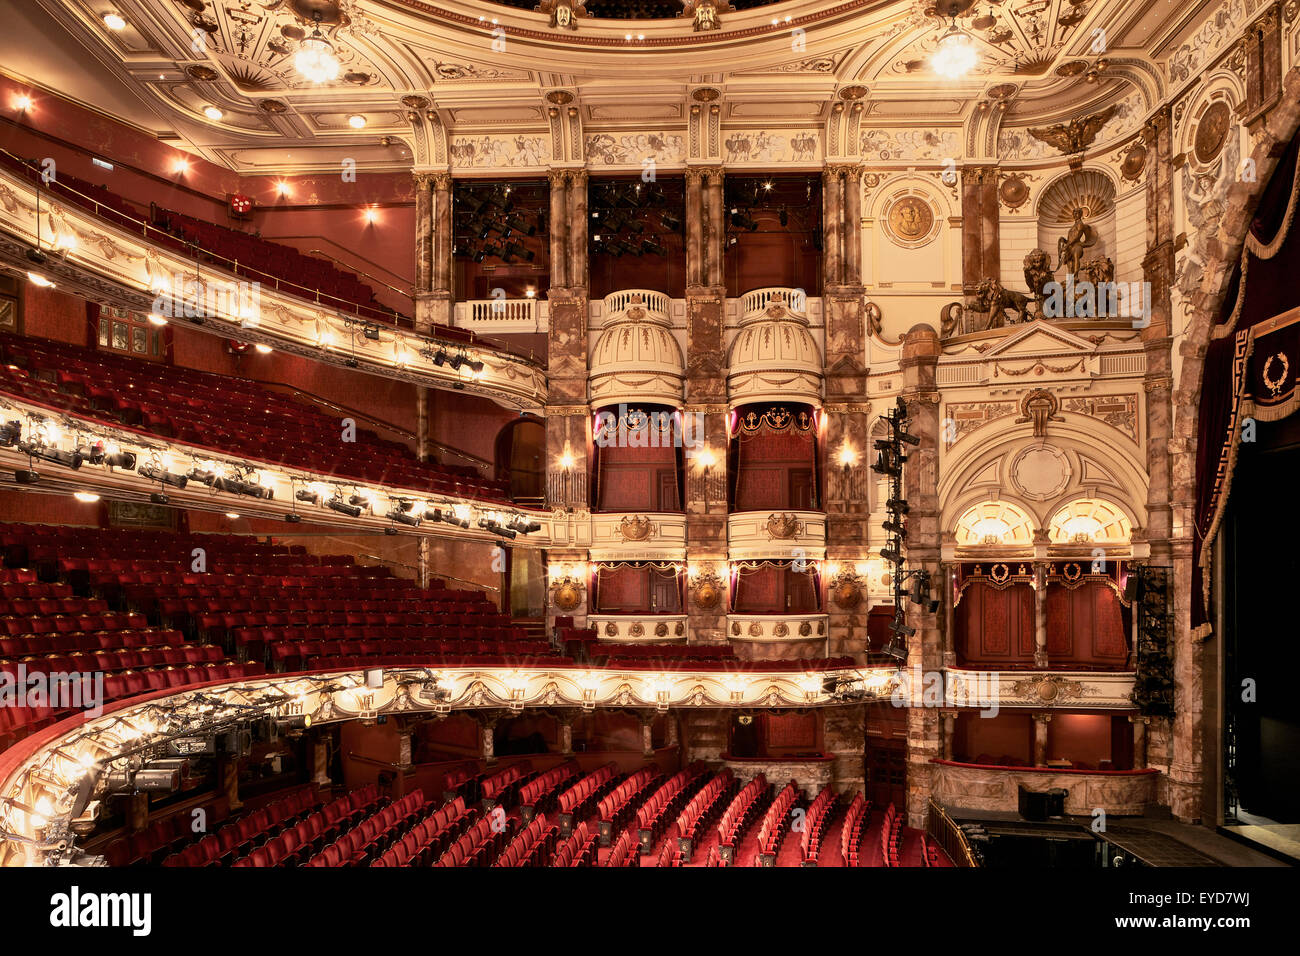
[1192,128,1300,638]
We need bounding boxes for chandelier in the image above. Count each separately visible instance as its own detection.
[295,16,339,84]
[931,22,978,79]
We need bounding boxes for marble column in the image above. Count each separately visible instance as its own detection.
[1033,562,1049,668]
[481,716,497,766]
[960,165,999,302]
[1033,713,1051,767]
[940,710,957,761]
[413,172,435,332]
[705,167,725,288]
[822,166,842,288]
[567,170,588,293]
[640,716,655,758]
[843,165,863,285]
[1131,715,1150,769]
[312,738,332,788]
[558,714,574,755]
[899,325,943,827]
[428,172,454,328]
[824,705,867,794]
[685,168,704,288]
[824,403,870,661]
[1142,106,1176,562]
[548,169,569,290]
[941,561,957,669]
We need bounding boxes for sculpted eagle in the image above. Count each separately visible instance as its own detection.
[1028,105,1117,155]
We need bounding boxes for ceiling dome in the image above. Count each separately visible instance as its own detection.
[589,296,684,406]
[727,299,822,406]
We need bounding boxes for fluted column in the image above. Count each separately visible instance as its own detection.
[685,168,704,288]
[548,169,569,290]
[566,170,588,293]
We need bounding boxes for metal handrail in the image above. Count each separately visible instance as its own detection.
[926,799,979,867]
[305,248,412,301]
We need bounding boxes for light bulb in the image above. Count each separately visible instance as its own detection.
[932,27,978,79]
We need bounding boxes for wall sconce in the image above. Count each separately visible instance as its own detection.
[505,672,529,711]
[692,446,718,513]
[799,673,822,703]
[835,441,861,498]
[649,676,671,712]
[725,676,747,704]
[577,672,600,710]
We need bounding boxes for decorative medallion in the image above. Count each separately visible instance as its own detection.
[629,622,645,638]
[839,85,869,100]
[1193,100,1232,166]
[765,513,801,540]
[604,622,618,637]
[401,95,430,110]
[691,87,721,102]
[552,583,581,611]
[731,621,741,636]
[545,90,576,105]
[998,174,1030,210]
[1263,352,1290,395]
[833,580,863,609]
[654,622,669,638]
[748,622,763,637]
[798,621,812,637]
[258,99,289,114]
[1055,60,1088,78]
[1011,444,1071,501]
[693,581,720,609]
[773,623,789,638]
[1063,562,1083,582]
[619,515,654,542]
[1010,674,1088,704]
[675,622,685,636]
[186,65,219,81]
[1119,142,1148,181]
[883,196,937,249]
[989,563,1011,585]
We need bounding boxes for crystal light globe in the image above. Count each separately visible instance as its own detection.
[931,27,977,79]
[295,34,339,84]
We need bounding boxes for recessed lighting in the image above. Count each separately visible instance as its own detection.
[363,207,378,224]
[26,272,54,288]
[225,512,240,519]
[625,33,632,40]
[204,105,224,121]
[74,492,100,503]
[348,114,366,128]
[276,181,291,196]
[172,159,189,174]
[13,94,32,111]
[254,343,272,354]
[103,12,126,31]
[147,313,167,326]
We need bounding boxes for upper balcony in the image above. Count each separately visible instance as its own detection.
[740,287,808,320]
[453,296,549,335]
[727,511,826,561]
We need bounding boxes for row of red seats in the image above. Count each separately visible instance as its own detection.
[840,793,870,867]
[296,786,405,867]
[163,787,327,867]
[642,826,681,868]
[1,333,509,500]
[635,763,706,846]
[366,796,472,868]
[518,761,579,815]
[800,786,836,862]
[604,827,639,868]
[3,610,148,635]
[493,813,559,867]
[558,763,618,817]
[3,630,195,657]
[550,821,598,867]
[7,644,221,673]
[717,773,768,850]
[102,791,244,866]
[756,783,799,857]
[480,760,533,804]
[881,804,903,867]
[675,768,735,849]
[597,766,661,836]
[435,811,515,867]
[0,580,74,601]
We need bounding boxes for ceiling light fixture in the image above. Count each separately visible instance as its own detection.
[295,15,340,85]
[73,491,100,503]
[348,114,366,129]
[13,94,33,111]
[26,272,54,288]
[931,21,978,79]
[203,105,224,121]
[103,12,126,31]
[254,344,272,354]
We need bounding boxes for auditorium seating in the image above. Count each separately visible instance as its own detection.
[518,761,580,818]
[755,783,799,860]
[596,765,661,840]
[880,803,903,867]
[799,786,837,864]
[674,768,735,860]
[550,821,598,867]
[635,762,706,848]
[717,773,768,854]
[493,813,559,867]
[557,763,618,822]
[839,793,870,867]
[604,826,639,868]
[0,332,510,502]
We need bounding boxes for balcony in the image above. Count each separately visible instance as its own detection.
[727,613,829,644]
[589,513,688,561]
[602,289,671,320]
[453,296,548,334]
[589,614,689,643]
[740,286,808,319]
[931,760,1160,816]
[727,511,826,561]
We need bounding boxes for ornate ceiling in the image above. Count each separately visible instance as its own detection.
[0,0,1235,173]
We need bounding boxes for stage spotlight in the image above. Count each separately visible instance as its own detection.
[879,546,903,565]
[448,354,465,371]
[17,441,82,469]
[660,212,682,232]
[871,451,901,477]
[897,430,921,447]
[885,498,910,514]
[295,489,320,505]
[502,241,534,262]
[641,239,667,257]
[465,358,485,374]
[187,467,217,486]
[431,349,448,367]
[81,443,135,469]
[882,519,906,536]
[138,463,188,488]
[478,518,516,539]
[505,214,536,236]
[0,421,21,446]
[284,513,302,524]
[13,470,38,484]
[388,507,421,527]
[730,209,758,231]
[508,515,542,534]
[213,475,273,499]
[327,497,362,518]
[150,492,169,505]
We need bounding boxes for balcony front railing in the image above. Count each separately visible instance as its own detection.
[741,286,808,319]
[602,289,671,320]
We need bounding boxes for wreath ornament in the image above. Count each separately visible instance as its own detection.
[1263,352,1290,396]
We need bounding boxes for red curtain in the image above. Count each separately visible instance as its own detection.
[733,430,815,511]
[955,581,1036,666]
[1045,582,1128,665]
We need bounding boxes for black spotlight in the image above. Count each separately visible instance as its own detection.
[641,239,667,257]
[14,469,39,484]
[17,441,82,469]
[362,325,381,341]
[150,492,170,505]
[502,241,534,262]
[882,519,906,537]
[0,421,21,446]
[448,354,465,371]
[660,212,682,232]
[879,546,903,565]
[885,498,910,514]
[187,467,217,486]
[730,209,758,231]
[284,513,302,524]
[139,463,188,488]
[327,497,362,518]
[388,508,421,527]
[431,349,448,367]
[466,358,484,374]
[295,489,320,505]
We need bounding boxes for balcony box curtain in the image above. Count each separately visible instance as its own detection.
[594,405,682,513]
[731,560,821,614]
[729,404,818,512]
[592,562,683,614]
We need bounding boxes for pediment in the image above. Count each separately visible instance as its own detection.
[982,321,1100,359]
